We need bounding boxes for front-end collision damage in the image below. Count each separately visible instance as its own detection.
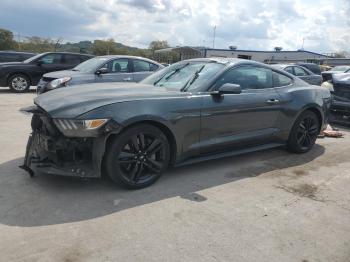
[20,106,121,178]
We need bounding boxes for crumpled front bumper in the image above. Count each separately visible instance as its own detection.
[21,131,104,178]
[330,100,350,125]
[20,112,107,178]
[36,79,49,94]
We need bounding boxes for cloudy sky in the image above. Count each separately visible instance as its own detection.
[0,0,349,53]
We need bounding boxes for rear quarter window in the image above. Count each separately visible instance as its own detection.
[273,71,293,87]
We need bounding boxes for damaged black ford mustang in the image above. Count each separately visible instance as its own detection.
[21,58,331,189]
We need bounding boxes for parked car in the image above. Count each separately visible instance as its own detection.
[272,64,323,85]
[322,65,350,82]
[0,51,36,62]
[324,73,350,125]
[21,58,331,189]
[296,62,322,75]
[0,52,94,92]
[36,55,164,94]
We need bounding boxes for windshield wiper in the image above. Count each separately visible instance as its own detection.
[153,63,190,86]
[181,65,205,92]
[71,69,79,71]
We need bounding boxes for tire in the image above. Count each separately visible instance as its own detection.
[287,110,320,154]
[8,74,30,93]
[105,124,171,189]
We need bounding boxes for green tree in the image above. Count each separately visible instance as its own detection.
[149,40,170,52]
[0,28,15,50]
[20,36,55,52]
[92,39,118,55]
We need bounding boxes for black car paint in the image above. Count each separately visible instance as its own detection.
[329,73,350,125]
[0,51,36,62]
[0,52,93,87]
[22,59,331,179]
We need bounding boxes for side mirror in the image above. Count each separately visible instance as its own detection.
[96,67,109,75]
[211,83,242,96]
[36,60,43,66]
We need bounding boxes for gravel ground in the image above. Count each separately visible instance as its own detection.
[0,88,349,262]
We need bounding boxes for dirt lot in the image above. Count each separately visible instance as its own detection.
[0,88,349,262]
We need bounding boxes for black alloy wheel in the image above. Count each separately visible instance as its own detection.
[105,124,170,189]
[288,110,320,153]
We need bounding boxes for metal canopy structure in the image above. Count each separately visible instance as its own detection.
[154,46,203,63]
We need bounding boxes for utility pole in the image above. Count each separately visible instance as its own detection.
[16,32,21,51]
[212,25,216,49]
[301,38,305,50]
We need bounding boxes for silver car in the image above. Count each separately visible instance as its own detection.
[272,64,323,85]
[37,55,164,94]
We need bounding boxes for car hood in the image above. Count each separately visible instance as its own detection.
[322,70,345,75]
[333,73,350,84]
[43,70,90,79]
[34,82,186,118]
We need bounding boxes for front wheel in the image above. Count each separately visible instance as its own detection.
[105,124,170,189]
[8,74,30,93]
[288,110,320,153]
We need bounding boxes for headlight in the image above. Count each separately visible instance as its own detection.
[48,77,71,90]
[53,118,109,137]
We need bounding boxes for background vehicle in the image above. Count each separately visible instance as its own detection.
[322,65,350,82]
[0,51,35,62]
[272,64,323,85]
[296,62,322,75]
[0,52,94,92]
[37,55,164,94]
[22,58,331,189]
[326,73,350,125]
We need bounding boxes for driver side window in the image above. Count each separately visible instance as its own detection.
[103,59,130,73]
[214,66,273,90]
[293,66,308,76]
[39,54,63,64]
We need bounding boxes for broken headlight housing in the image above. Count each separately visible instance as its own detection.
[47,77,72,90]
[53,118,110,137]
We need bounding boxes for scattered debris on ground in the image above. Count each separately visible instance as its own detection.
[320,124,344,138]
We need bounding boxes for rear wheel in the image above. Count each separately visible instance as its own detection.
[8,74,30,93]
[288,110,320,153]
[105,124,170,189]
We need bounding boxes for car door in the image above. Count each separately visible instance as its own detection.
[62,54,82,70]
[38,53,65,73]
[95,58,134,83]
[199,65,283,154]
[132,59,158,82]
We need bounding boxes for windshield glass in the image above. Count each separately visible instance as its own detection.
[332,66,350,72]
[72,57,109,73]
[141,62,224,91]
[23,53,43,63]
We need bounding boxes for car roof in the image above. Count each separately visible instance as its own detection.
[0,50,36,55]
[271,64,294,68]
[180,57,275,68]
[97,55,163,65]
[38,52,94,57]
[296,62,319,66]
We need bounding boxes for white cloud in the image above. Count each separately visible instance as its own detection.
[0,0,348,53]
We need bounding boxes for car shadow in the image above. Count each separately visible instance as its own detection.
[0,145,326,227]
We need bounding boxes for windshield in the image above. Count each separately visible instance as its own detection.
[332,66,350,72]
[141,62,224,91]
[72,57,109,73]
[23,53,43,63]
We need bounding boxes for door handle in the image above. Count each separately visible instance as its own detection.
[123,77,132,81]
[266,99,280,104]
